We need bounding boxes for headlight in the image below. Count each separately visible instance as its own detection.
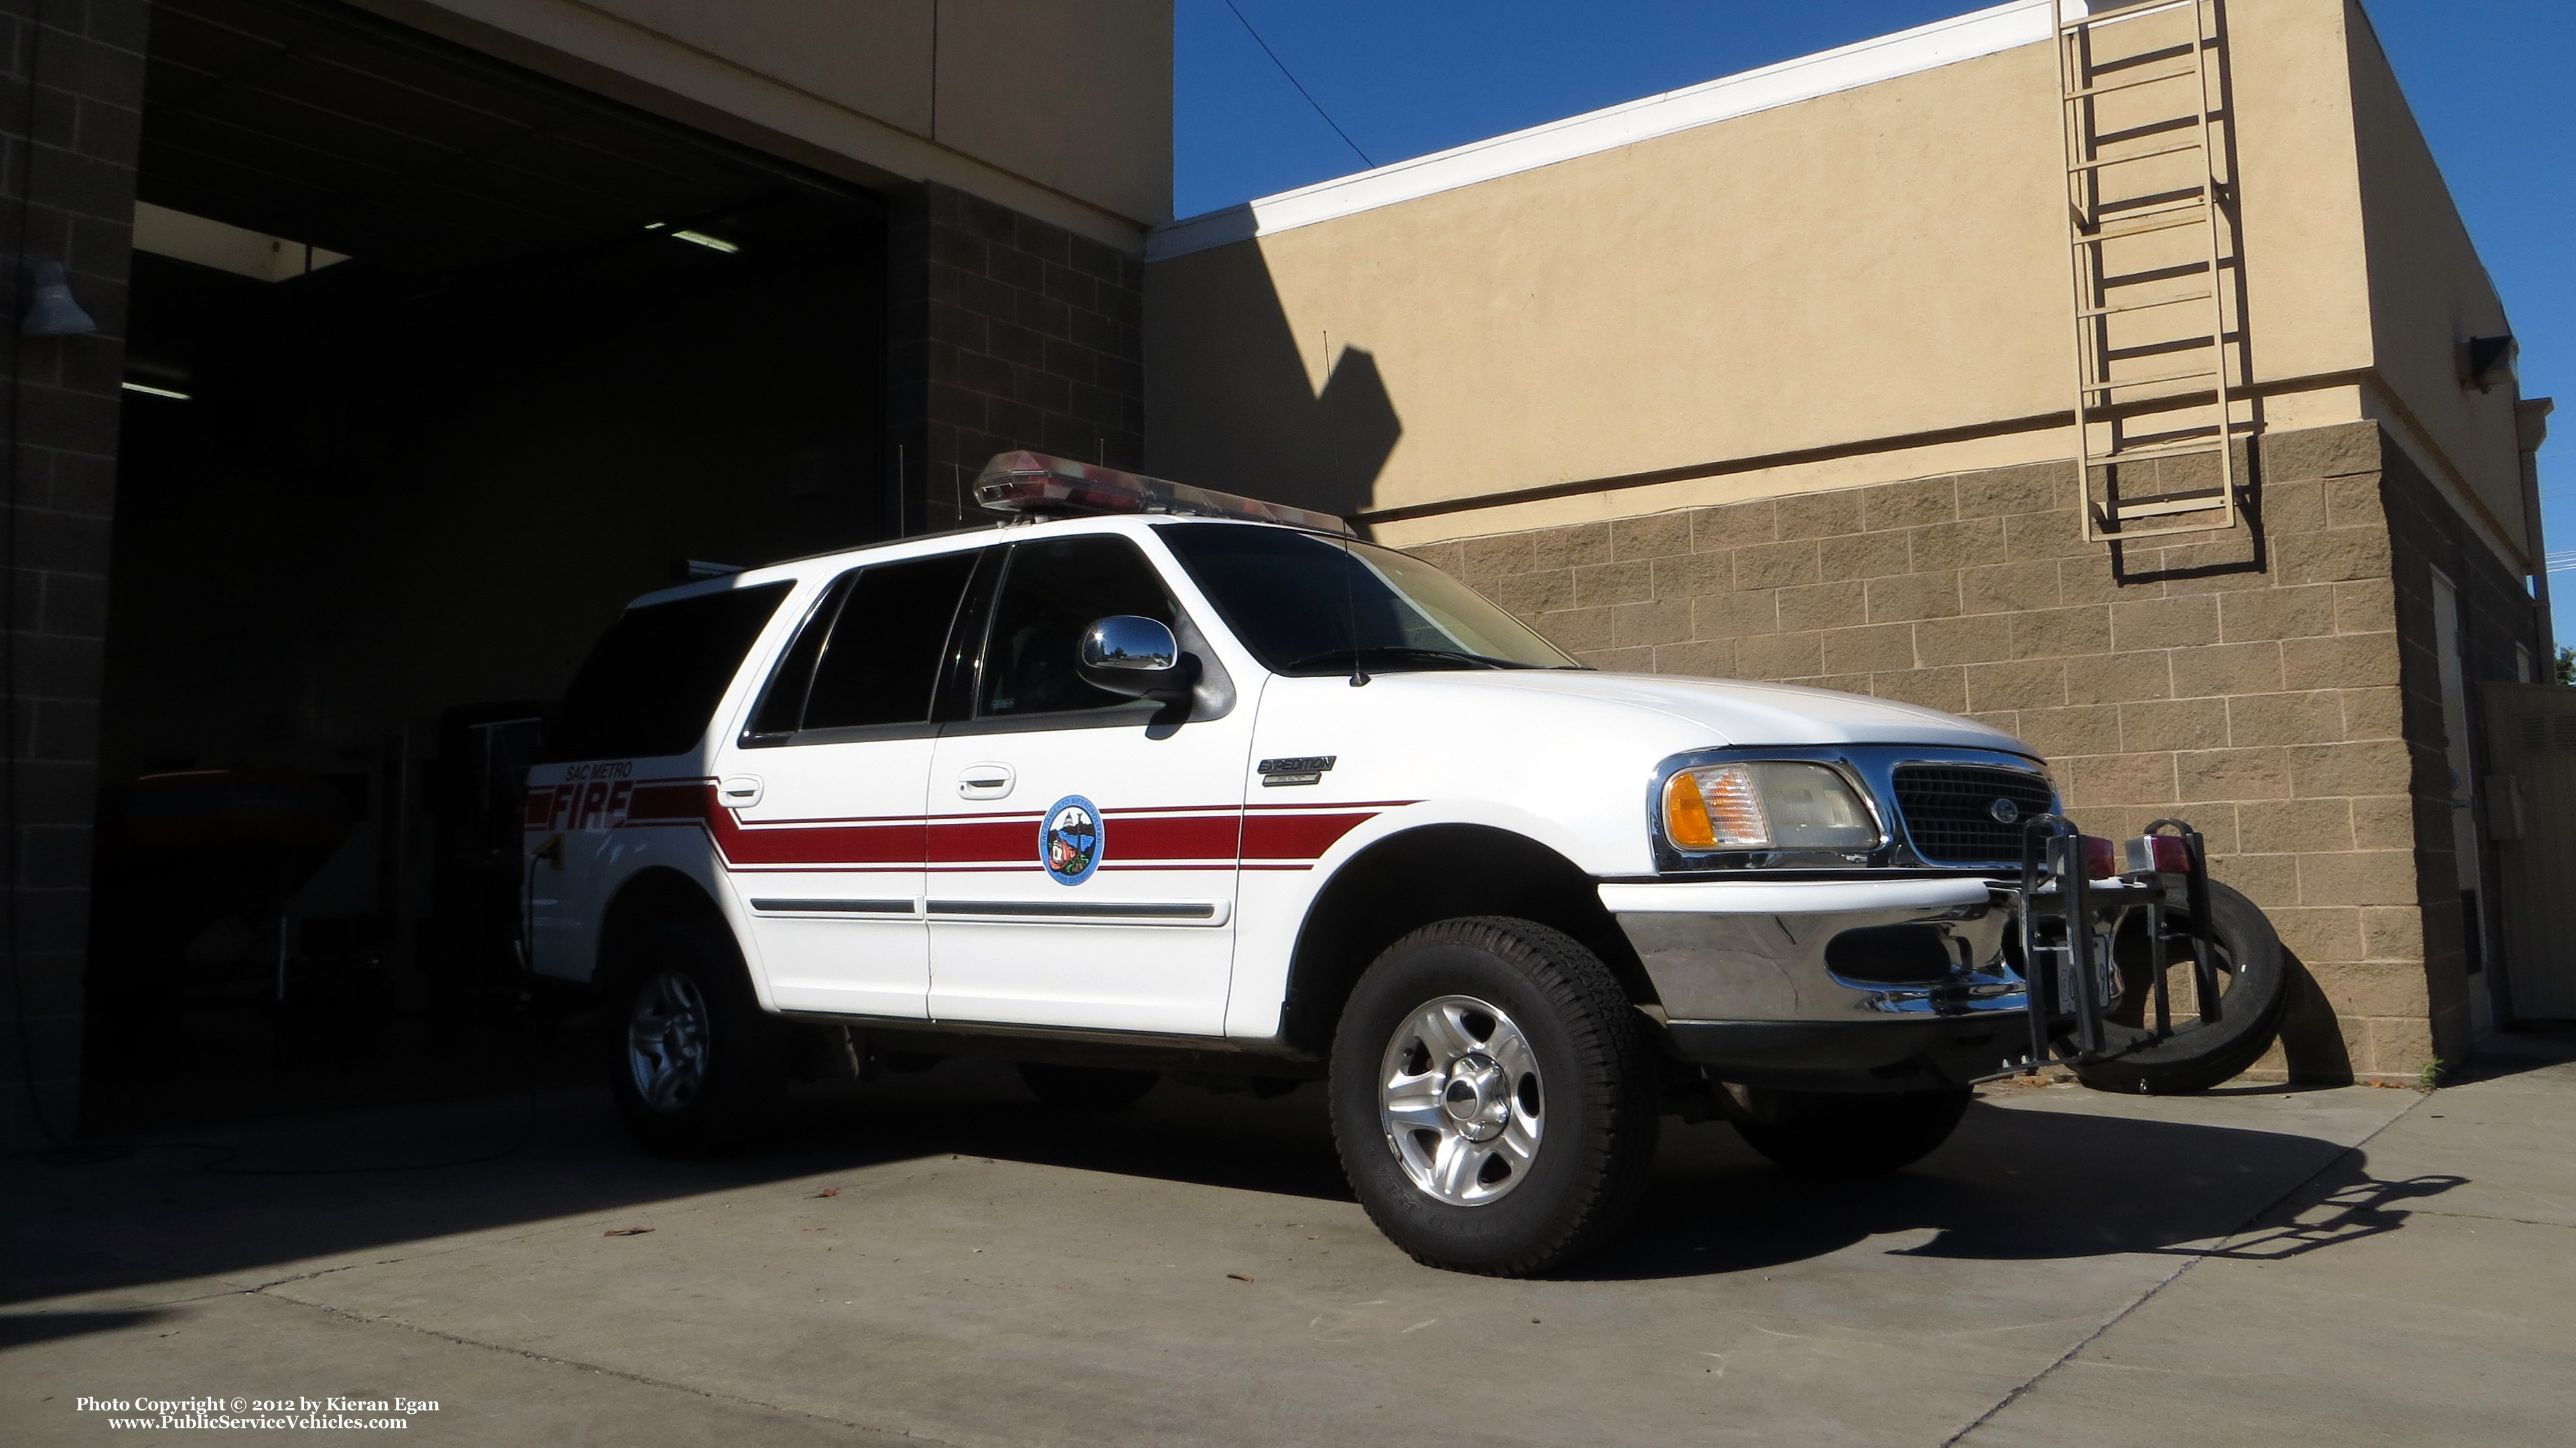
[1661,762,1879,852]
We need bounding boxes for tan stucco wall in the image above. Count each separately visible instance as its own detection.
[1148,0,2391,540]
[931,2,1171,228]
[2344,1,2534,570]
[355,0,1171,246]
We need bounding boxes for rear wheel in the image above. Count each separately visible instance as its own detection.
[1017,1062,1159,1110]
[1725,1086,1970,1175]
[1328,917,1658,1277]
[2074,879,2287,1095]
[605,916,788,1156]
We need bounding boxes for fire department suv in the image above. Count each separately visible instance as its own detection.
[526,453,2285,1277]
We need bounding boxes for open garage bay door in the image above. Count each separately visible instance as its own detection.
[88,0,890,1127]
[141,0,865,271]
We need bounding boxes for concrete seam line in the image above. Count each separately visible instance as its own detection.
[245,1252,469,1291]
[2405,1208,2576,1232]
[246,1285,951,1445]
[1937,1094,2427,1447]
[216,1216,598,1295]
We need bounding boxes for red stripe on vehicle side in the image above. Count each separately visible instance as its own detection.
[926,812,1245,865]
[1111,812,1243,860]
[1104,803,1246,817]
[525,777,703,832]
[622,782,924,867]
[625,780,711,822]
[724,863,916,873]
[723,818,923,866]
[1242,798,1422,811]
[571,782,1383,869]
[925,818,1032,863]
[1241,812,1374,861]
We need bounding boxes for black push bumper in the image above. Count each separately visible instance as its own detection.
[1658,1017,2048,1092]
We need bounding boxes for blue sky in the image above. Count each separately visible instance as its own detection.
[1175,1,2575,640]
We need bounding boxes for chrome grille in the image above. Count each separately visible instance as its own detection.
[1891,766,2055,865]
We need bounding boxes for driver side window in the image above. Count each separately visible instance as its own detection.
[978,535,1176,717]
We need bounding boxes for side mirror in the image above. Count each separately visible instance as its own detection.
[1078,616,1197,703]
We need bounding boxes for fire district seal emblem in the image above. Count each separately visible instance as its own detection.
[1041,796,1103,885]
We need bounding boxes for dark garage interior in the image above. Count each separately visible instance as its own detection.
[84,0,893,1128]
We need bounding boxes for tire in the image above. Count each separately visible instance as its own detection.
[605,916,789,1157]
[2073,879,2289,1096]
[1327,916,1659,1277]
[1725,1086,1971,1175]
[1017,1062,1159,1110]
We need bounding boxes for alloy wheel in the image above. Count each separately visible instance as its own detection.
[628,969,712,1113]
[1378,994,1545,1206]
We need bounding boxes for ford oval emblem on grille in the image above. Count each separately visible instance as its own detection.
[1987,797,2021,825]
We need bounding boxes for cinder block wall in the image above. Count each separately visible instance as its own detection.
[889,182,1145,536]
[2379,442,2541,1056]
[0,0,148,1150]
[1411,421,2449,1082]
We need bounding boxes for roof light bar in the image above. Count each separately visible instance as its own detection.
[971,451,1348,533]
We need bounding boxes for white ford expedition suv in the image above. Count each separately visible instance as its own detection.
[526,453,2283,1276]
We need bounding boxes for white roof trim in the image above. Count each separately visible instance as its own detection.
[1152,0,2079,261]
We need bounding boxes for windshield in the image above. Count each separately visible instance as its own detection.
[1153,522,1579,674]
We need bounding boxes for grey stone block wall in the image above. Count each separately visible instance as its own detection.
[0,0,147,1150]
[1412,421,2546,1083]
[2378,441,2552,1058]
[889,182,1144,535]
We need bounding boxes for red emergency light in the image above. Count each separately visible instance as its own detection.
[2072,832,2196,879]
[2124,832,2196,875]
[972,451,1350,534]
[2082,835,2118,879]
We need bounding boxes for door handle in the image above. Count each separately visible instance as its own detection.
[718,775,764,808]
[958,762,1015,800]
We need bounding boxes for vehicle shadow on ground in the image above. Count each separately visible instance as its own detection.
[7,1062,2461,1307]
[3,1061,1348,1312]
[1577,1098,2463,1281]
[0,1309,177,1353]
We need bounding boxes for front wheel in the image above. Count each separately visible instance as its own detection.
[1328,917,1659,1277]
[605,917,789,1157]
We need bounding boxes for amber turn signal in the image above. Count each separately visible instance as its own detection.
[1663,769,1719,849]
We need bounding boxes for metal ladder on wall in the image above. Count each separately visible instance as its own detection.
[2056,0,2243,543]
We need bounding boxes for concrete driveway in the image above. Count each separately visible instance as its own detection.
[6,1041,2572,1447]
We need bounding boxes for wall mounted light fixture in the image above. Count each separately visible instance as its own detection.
[2459,334,2517,393]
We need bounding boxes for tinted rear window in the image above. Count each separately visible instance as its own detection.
[539,582,792,762]
[750,551,979,736]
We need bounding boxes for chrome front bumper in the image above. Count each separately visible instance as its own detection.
[1601,875,2040,1089]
